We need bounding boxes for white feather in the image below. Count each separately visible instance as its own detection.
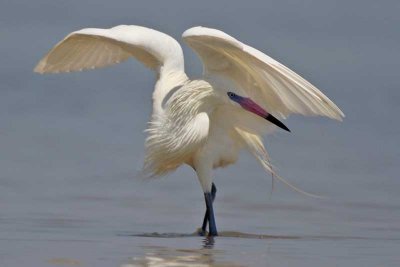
[144,80,213,177]
[35,25,184,73]
[35,25,344,196]
[183,26,344,121]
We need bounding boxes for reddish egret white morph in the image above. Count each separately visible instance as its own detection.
[35,25,344,236]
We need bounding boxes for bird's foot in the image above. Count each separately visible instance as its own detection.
[196,228,218,237]
[196,228,207,236]
[208,230,218,237]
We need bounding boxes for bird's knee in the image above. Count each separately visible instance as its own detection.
[211,183,217,199]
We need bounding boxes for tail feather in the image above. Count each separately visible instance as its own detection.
[235,127,325,199]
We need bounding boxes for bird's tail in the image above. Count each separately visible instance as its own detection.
[235,127,325,199]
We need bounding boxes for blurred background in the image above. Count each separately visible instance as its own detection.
[1,1,399,266]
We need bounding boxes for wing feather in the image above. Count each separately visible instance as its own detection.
[183,26,344,120]
[34,25,184,74]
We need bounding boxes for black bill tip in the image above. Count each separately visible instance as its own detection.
[265,114,291,132]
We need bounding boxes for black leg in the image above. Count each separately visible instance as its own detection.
[204,192,218,236]
[204,183,218,236]
[201,183,217,233]
[201,210,209,234]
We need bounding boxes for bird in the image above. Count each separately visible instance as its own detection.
[34,25,344,236]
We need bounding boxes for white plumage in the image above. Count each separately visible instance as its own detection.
[35,25,344,235]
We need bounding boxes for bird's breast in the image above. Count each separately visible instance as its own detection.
[197,121,242,170]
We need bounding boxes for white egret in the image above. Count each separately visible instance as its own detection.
[34,25,344,236]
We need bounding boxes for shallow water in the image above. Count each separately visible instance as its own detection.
[2,167,399,267]
[1,0,400,266]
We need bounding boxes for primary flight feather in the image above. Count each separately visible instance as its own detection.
[35,25,344,236]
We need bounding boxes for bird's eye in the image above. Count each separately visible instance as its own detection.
[227,92,236,98]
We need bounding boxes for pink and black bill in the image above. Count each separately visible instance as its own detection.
[227,92,290,132]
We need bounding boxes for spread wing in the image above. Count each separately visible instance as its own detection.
[34,25,184,74]
[183,26,344,120]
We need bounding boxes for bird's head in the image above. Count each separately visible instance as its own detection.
[226,91,290,132]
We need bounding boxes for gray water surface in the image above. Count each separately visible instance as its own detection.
[1,1,399,266]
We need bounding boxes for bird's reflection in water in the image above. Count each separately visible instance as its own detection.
[121,237,242,267]
[202,236,215,249]
[119,231,298,266]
